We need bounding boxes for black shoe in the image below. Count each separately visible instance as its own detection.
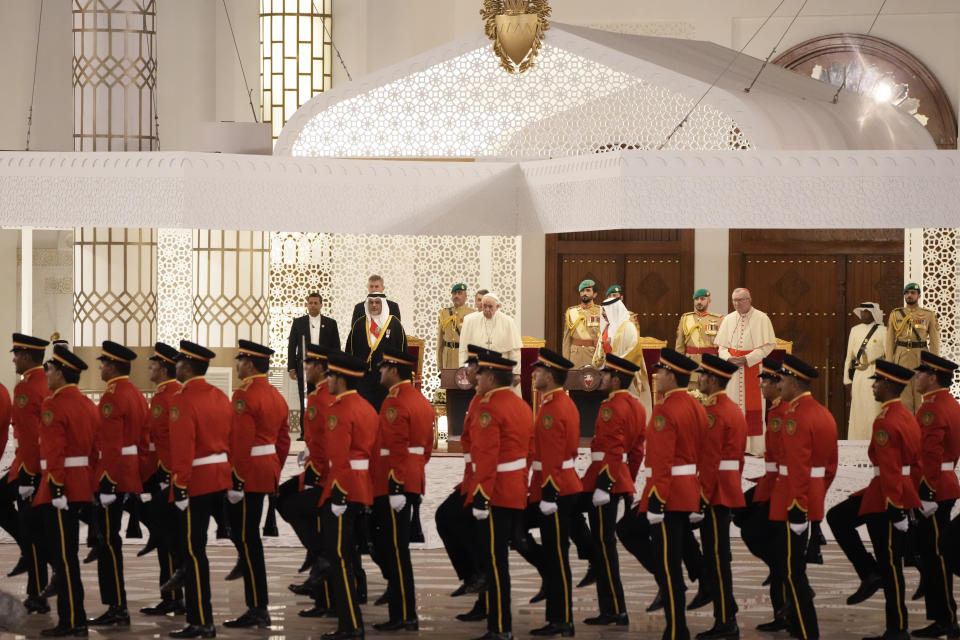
[8,555,28,577]
[465,574,487,594]
[140,600,186,616]
[169,624,216,638]
[87,606,130,626]
[688,587,713,610]
[912,622,960,638]
[847,573,883,605]
[372,619,419,631]
[39,572,59,599]
[289,581,318,597]
[576,564,597,588]
[530,622,575,636]
[863,632,909,640]
[456,602,487,622]
[756,618,790,632]
[23,596,50,614]
[646,589,665,612]
[583,613,628,626]
[224,608,271,629]
[696,620,740,639]
[321,629,364,640]
[761,573,772,587]
[41,626,88,637]
[375,590,390,606]
[82,546,100,564]
[298,606,334,617]
[912,583,925,601]
[137,537,158,557]
[471,633,513,640]
[529,585,547,604]
[299,550,317,573]
[451,583,469,597]
[161,568,187,593]
[224,560,243,581]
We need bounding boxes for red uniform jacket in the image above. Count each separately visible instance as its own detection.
[469,387,533,510]
[8,366,48,482]
[770,392,838,522]
[300,380,334,490]
[320,390,377,506]
[0,383,10,462]
[147,379,181,483]
[699,391,747,508]
[529,388,582,503]
[916,388,960,502]
[859,399,922,514]
[169,377,233,498]
[373,380,434,497]
[582,390,645,496]
[754,398,786,503]
[459,395,481,498]
[95,376,148,493]
[35,385,98,505]
[638,388,706,513]
[230,375,291,494]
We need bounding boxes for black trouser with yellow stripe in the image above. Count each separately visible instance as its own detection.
[142,489,183,602]
[43,502,86,629]
[651,512,691,640]
[587,493,626,617]
[773,521,818,639]
[372,494,417,622]
[227,492,268,610]
[95,495,127,607]
[0,475,48,597]
[917,499,957,627]
[478,505,520,634]
[865,513,908,633]
[178,491,222,627]
[700,505,738,625]
[276,477,323,552]
[435,489,480,583]
[540,495,575,625]
[321,501,364,633]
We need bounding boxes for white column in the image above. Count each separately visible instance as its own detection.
[519,234,545,338]
[20,228,32,335]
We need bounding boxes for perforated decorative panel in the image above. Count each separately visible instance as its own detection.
[921,228,960,395]
[157,228,193,345]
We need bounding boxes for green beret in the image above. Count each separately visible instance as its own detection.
[606,284,622,296]
[693,288,710,299]
[578,279,596,292]
[451,283,467,293]
[903,282,920,294]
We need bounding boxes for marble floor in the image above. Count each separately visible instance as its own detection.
[0,540,937,639]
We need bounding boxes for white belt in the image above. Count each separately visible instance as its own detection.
[408,446,425,455]
[871,465,911,477]
[779,465,789,476]
[471,463,476,472]
[942,462,955,471]
[810,466,825,478]
[531,461,542,471]
[643,468,652,478]
[718,460,739,471]
[379,448,391,456]
[464,453,472,463]
[562,458,575,469]
[148,443,156,452]
[497,458,526,472]
[40,459,46,470]
[591,452,628,462]
[41,457,89,469]
[765,462,778,472]
[121,445,137,455]
[671,464,696,476]
[531,459,575,472]
[193,452,228,467]
[251,444,276,456]
[350,459,369,470]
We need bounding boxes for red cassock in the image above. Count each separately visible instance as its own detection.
[859,399,922,515]
[320,390,378,506]
[169,377,233,498]
[638,388,706,512]
[582,389,645,496]
[146,379,181,484]
[770,392,838,522]
[915,388,960,501]
[753,398,787,503]
[460,395,481,499]
[8,366,48,482]
[372,380,435,497]
[299,380,334,491]
[0,383,10,463]
[528,388,582,503]
[230,375,291,493]
[95,376,149,493]
[699,391,747,508]
[34,384,98,505]
[469,387,533,510]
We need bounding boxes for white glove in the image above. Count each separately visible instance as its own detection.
[226,489,244,504]
[297,449,307,466]
[175,498,189,511]
[18,486,35,499]
[539,500,558,515]
[646,511,664,524]
[893,518,909,532]
[160,481,169,490]
[139,493,153,503]
[331,502,347,517]
[919,500,938,518]
[99,493,117,506]
[591,488,611,507]
[51,496,68,510]
[790,521,809,536]
[389,494,407,512]
[689,512,705,524]
[472,508,489,520]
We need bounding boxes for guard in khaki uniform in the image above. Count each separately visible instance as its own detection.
[437,283,475,370]
[675,288,723,389]
[561,279,603,369]
[885,283,940,413]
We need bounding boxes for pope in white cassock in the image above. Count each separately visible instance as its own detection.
[716,288,777,455]
[843,302,886,440]
[592,296,653,416]
[459,293,522,387]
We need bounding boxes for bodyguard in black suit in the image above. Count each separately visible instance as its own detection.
[287,293,340,432]
[350,275,401,327]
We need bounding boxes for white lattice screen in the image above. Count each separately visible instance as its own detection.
[921,228,960,396]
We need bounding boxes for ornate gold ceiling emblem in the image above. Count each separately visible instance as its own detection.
[481,0,551,74]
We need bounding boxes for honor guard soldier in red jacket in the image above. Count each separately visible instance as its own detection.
[320,352,378,640]
[641,348,707,640]
[139,342,185,617]
[911,351,960,638]
[370,348,434,631]
[87,341,148,627]
[855,359,921,640]
[168,340,232,639]
[769,354,837,640]
[35,344,98,637]
[468,350,533,640]
[528,348,581,638]
[695,353,747,639]
[223,340,290,629]
[3,333,51,612]
[580,353,644,627]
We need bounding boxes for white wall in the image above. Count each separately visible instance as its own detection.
[694,229,731,315]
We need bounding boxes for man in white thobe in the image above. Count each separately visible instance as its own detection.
[842,302,886,440]
[592,296,653,416]
[716,287,777,455]
[459,293,522,389]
